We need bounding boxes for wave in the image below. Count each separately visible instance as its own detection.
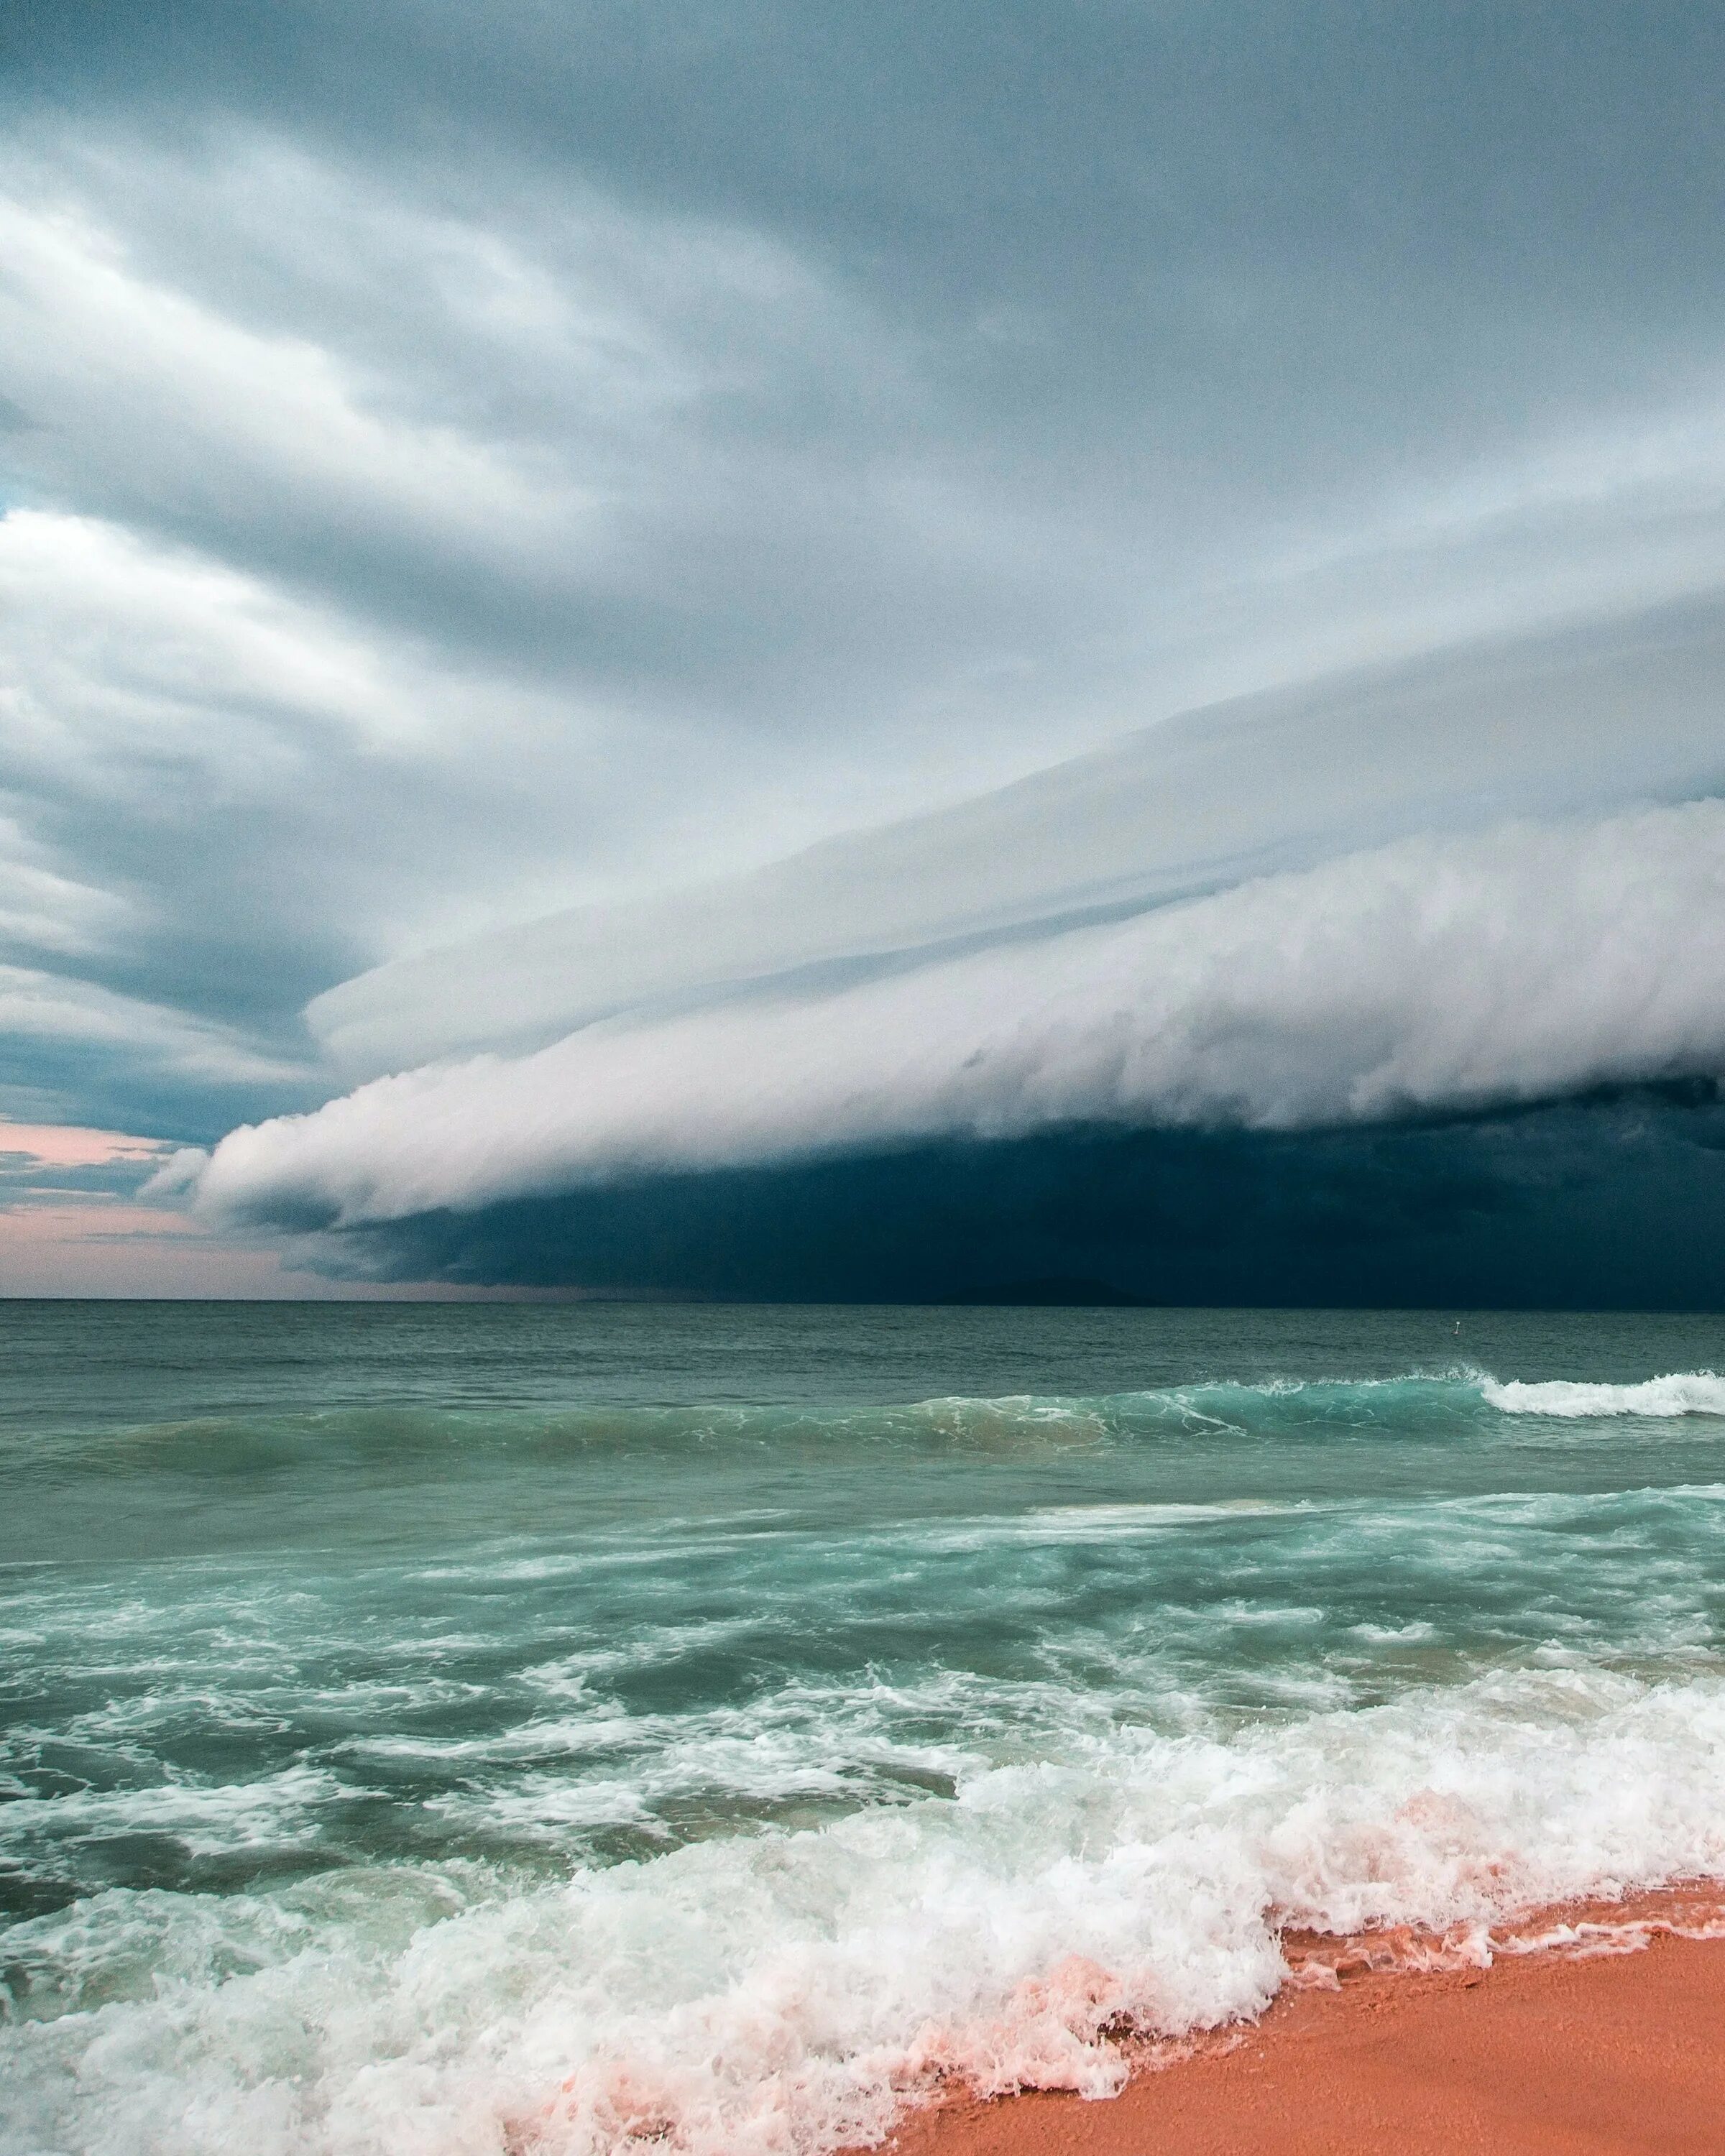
[13,1368,1725,1485]
[1480,1371,1725,1417]
[932,1368,1725,1429]
[6,1664,1725,2155]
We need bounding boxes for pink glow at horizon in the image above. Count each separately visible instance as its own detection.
[0,1120,318,1295]
[0,1197,469,1297]
[0,1119,171,1169]
[0,1140,556,1296]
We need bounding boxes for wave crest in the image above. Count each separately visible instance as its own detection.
[1481,1372,1725,1418]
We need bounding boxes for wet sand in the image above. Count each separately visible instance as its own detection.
[887,1899,1725,2156]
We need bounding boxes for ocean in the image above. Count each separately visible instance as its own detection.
[6,1299,1725,2154]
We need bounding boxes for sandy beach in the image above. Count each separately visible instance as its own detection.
[887,1895,1725,2156]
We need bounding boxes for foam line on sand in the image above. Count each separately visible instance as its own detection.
[881,1889,1725,2156]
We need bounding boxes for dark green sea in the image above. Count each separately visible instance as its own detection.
[6,1301,1725,2154]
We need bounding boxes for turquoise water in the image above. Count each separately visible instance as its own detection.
[6,1302,1725,2154]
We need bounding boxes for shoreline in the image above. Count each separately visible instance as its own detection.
[883,1887,1725,2156]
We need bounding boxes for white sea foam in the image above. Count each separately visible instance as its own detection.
[0,1765,341,1858]
[8,1665,1725,2156]
[1018,1498,1312,1529]
[1482,1370,1725,1418]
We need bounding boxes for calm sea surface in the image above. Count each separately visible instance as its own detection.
[6,1301,1725,2154]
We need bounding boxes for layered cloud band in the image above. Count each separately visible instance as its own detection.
[172,798,1725,1236]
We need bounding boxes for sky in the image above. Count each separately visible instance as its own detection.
[4,1,1725,1303]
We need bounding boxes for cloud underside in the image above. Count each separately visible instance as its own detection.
[238,1095,1725,1309]
[177,796,1725,1300]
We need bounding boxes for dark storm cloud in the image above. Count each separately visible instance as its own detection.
[269,1089,1725,1312]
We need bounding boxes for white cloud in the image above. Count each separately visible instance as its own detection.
[188,798,1725,1229]
[307,599,1725,1078]
[0,124,904,625]
[0,179,594,575]
[0,508,431,767]
[0,507,617,1097]
[0,811,129,962]
[0,964,310,1089]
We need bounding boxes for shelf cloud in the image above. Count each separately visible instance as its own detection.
[175,795,1725,1277]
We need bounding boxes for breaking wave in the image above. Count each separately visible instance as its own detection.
[1479,1371,1725,1417]
[6,1666,1725,2156]
[24,1366,1725,1452]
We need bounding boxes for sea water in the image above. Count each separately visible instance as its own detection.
[6,1301,1725,2154]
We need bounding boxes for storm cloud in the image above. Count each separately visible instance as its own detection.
[8,3,1725,1296]
[177,791,1725,1214]
[278,1095,1725,1311]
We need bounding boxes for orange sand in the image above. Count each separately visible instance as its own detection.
[886,1893,1725,2156]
